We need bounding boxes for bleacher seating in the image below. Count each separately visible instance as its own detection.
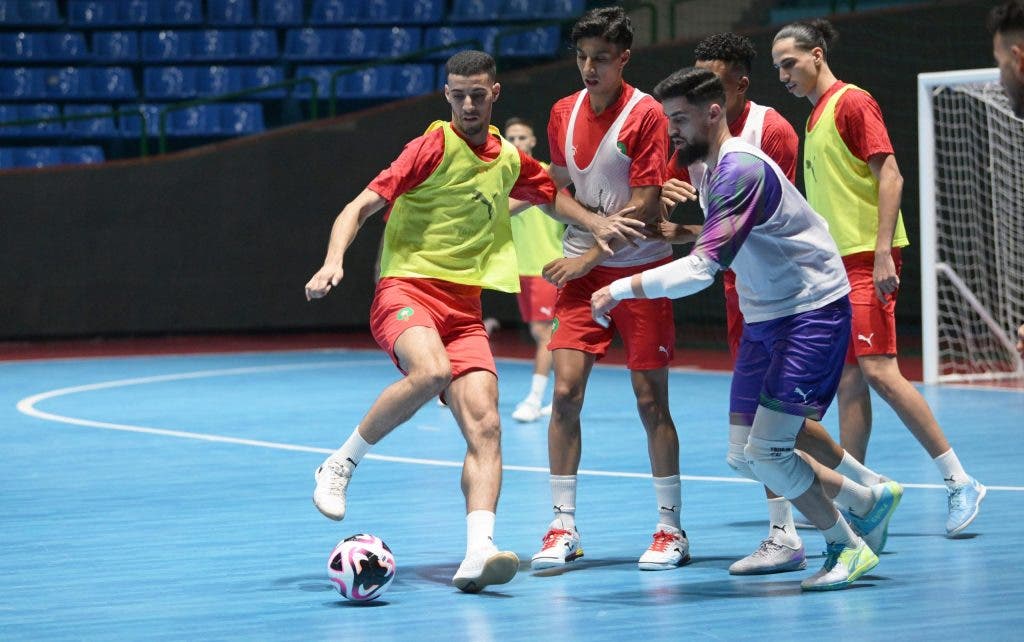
[64,102,119,136]
[0,144,105,168]
[449,0,499,23]
[423,26,499,59]
[0,66,139,99]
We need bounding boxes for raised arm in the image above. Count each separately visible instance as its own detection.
[304,188,388,301]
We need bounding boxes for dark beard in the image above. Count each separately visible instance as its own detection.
[676,139,709,166]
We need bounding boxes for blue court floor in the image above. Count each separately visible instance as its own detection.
[2,348,1022,640]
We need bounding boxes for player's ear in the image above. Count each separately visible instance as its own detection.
[492,81,501,102]
[736,75,750,95]
[443,84,450,102]
[1012,43,1024,73]
[620,48,631,67]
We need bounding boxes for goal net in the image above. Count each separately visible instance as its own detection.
[918,68,1024,384]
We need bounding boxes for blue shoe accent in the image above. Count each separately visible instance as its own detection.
[947,477,986,536]
[846,481,902,553]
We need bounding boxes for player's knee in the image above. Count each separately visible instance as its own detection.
[410,364,452,396]
[726,424,758,481]
[552,379,585,415]
[744,436,815,499]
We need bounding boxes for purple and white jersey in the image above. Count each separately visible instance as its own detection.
[693,138,849,322]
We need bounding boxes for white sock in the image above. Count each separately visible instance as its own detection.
[835,451,885,486]
[766,497,800,545]
[528,374,548,403]
[934,448,969,487]
[334,427,372,469]
[466,510,495,553]
[821,515,861,547]
[833,477,875,517]
[550,475,577,529]
[653,475,682,531]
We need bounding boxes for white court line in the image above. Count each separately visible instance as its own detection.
[13,361,1024,491]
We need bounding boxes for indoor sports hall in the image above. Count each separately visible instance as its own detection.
[2,0,1022,640]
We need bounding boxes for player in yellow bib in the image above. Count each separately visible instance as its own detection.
[503,117,565,422]
[304,51,644,594]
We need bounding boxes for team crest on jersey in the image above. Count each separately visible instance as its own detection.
[396,307,414,321]
[616,141,627,156]
[552,317,559,333]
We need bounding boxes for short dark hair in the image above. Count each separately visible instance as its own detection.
[504,117,533,130]
[571,6,633,50]
[652,67,725,107]
[445,50,496,80]
[988,0,1024,35]
[694,32,757,75]
[773,19,839,57]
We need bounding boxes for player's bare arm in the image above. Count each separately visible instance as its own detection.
[869,153,904,303]
[305,188,388,301]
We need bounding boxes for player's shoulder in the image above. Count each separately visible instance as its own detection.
[760,106,798,135]
[551,91,583,115]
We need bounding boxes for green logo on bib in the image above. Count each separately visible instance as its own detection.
[552,317,559,333]
[616,141,627,156]
[396,307,414,321]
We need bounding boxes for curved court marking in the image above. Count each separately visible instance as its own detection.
[13,361,1024,491]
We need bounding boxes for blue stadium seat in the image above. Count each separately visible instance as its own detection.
[16,0,60,24]
[308,0,359,24]
[144,65,198,98]
[0,32,43,60]
[243,64,284,97]
[169,104,221,135]
[93,65,137,98]
[0,148,14,168]
[449,0,498,22]
[339,65,394,98]
[93,31,140,62]
[423,27,497,59]
[0,104,22,136]
[194,29,238,60]
[391,63,432,96]
[292,65,339,97]
[197,64,243,95]
[14,145,62,167]
[68,0,120,27]
[44,66,89,99]
[400,0,442,23]
[63,145,105,164]
[542,0,583,18]
[208,0,254,25]
[19,102,61,136]
[64,103,118,137]
[283,28,336,61]
[237,28,278,59]
[142,29,193,61]
[363,0,402,23]
[378,26,421,59]
[334,28,378,60]
[0,0,21,24]
[119,102,161,136]
[496,25,560,57]
[220,101,263,133]
[51,32,90,61]
[257,0,302,25]
[121,0,161,24]
[0,67,46,98]
[499,0,544,20]
[165,0,201,23]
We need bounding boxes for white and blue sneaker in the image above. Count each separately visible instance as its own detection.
[846,480,902,554]
[946,476,986,536]
[800,540,879,591]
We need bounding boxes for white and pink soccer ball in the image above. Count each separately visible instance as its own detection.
[327,534,396,602]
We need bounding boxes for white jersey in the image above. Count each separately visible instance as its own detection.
[563,89,672,267]
[696,138,850,322]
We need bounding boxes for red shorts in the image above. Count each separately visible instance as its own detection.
[548,258,675,371]
[723,269,743,360]
[517,275,558,323]
[369,277,496,379]
[843,249,902,364]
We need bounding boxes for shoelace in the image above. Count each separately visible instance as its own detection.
[323,460,351,494]
[819,542,846,571]
[647,530,679,552]
[751,538,784,558]
[948,484,968,511]
[540,528,572,550]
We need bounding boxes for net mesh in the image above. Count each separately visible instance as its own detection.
[929,80,1024,381]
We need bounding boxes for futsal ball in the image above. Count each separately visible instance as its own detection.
[327,534,396,602]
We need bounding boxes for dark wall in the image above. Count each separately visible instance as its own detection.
[0,0,999,340]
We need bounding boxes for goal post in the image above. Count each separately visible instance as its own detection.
[917,68,1024,384]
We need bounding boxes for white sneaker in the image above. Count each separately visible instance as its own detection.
[313,456,353,520]
[452,545,519,593]
[530,526,583,570]
[512,398,543,423]
[728,535,807,575]
[800,540,879,591]
[638,527,690,570]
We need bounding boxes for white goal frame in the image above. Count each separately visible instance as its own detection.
[917,68,1024,384]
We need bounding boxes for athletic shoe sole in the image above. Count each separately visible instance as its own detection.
[453,551,520,593]
[530,549,583,571]
[638,551,691,571]
[728,557,806,576]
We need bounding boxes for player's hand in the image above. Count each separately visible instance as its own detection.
[590,286,619,327]
[305,265,344,300]
[543,256,594,288]
[660,178,698,209]
[589,206,645,254]
[872,251,899,303]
